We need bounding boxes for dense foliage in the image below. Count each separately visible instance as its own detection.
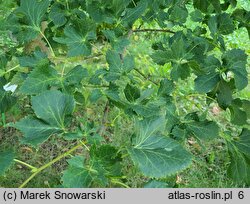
[0,0,249,188]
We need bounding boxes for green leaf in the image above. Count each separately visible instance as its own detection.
[103,30,130,52]
[20,65,58,94]
[208,13,234,35]
[171,63,190,81]
[19,0,50,28]
[124,84,140,102]
[128,117,192,178]
[168,5,188,24]
[13,91,75,145]
[228,142,250,185]
[158,79,175,97]
[217,13,235,35]
[193,0,212,13]
[229,62,248,91]
[90,145,122,177]
[14,116,62,145]
[229,99,247,126]
[233,129,250,156]
[62,156,93,188]
[63,132,83,140]
[195,72,220,93]
[0,150,14,175]
[242,100,250,118]
[122,1,148,26]
[105,50,135,81]
[106,50,122,72]
[89,89,103,103]
[49,3,67,27]
[232,9,250,37]
[171,37,187,60]
[151,50,172,65]
[31,90,75,127]
[105,87,128,109]
[190,10,203,22]
[62,151,117,188]
[18,51,49,68]
[222,49,248,90]
[208,15,218,34]
[132,102,161,118]
[171,125,187,140]
[53,24,96,57]
[107,50,135,73]
[165,97,179,132]
[202,55,221,73]
[64,65,88,86]
[151,35,193,81]
[0,89,16,112]
[187,120,219,140]
[217,80,233,109]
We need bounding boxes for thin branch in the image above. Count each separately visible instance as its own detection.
[4,65,20,74]
[134,68,159,86]
[14,159,37,171]
[111,179,130,188]
[132,29,175,34]
[39,31,56,57]
[19,141,87,188]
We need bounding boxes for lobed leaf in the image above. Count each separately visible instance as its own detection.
[128,117,192,178]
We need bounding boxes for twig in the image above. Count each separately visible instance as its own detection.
[14,159,38,171]
[134,68,159,86]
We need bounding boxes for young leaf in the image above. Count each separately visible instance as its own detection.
[124,84,140,102]
[62,156,93,188]
[0,150,14,175]
[128,117,192,178]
